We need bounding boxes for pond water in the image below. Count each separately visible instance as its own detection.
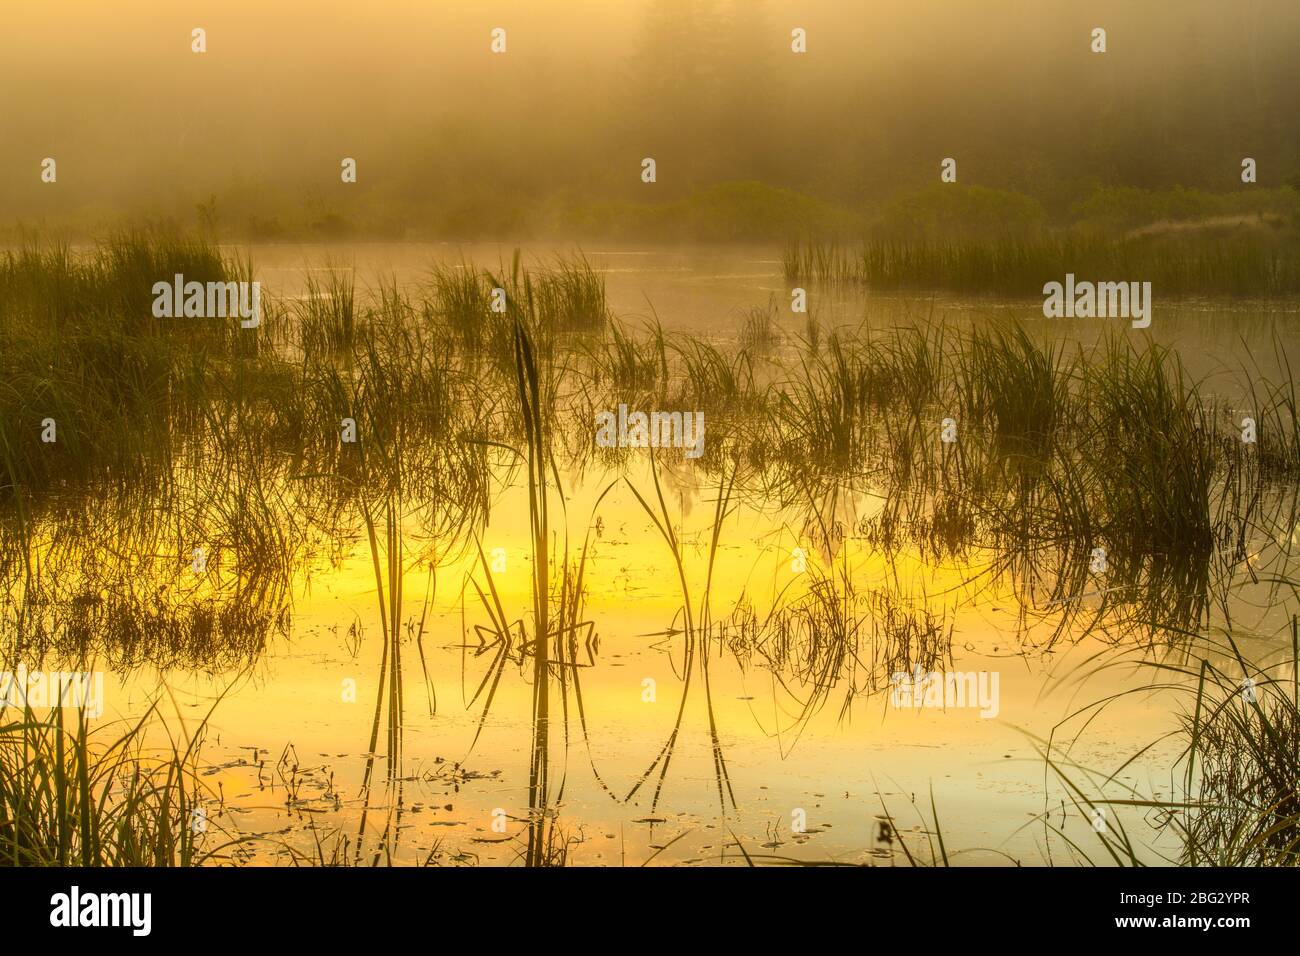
[13,241,1300,866]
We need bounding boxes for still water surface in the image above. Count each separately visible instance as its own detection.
[54,243,1300,864]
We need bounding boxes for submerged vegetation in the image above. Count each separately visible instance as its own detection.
[3,231,1300,867]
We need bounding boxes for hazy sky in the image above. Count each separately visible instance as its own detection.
[2,0,1295,234]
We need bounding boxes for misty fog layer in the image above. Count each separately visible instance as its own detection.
[2,0,1297,239]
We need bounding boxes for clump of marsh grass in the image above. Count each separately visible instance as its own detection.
[426,260,495,354]
[0,231,264,505]
[1229,331,1300,483]
[784,233,1300,297]
[0,699,239,866]
[1082,338,1216,559]
[739,296,782,353]
[772,334,869,480]
[958,322,1072,463]
[1034,617,1300,867]
[604,319,668,397]
[297,265,360,356]
[0,231,227,334]
[577,318,669,414]
[782,238,857,287]
[1159,619,1300,866]
[534,254,609,333]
